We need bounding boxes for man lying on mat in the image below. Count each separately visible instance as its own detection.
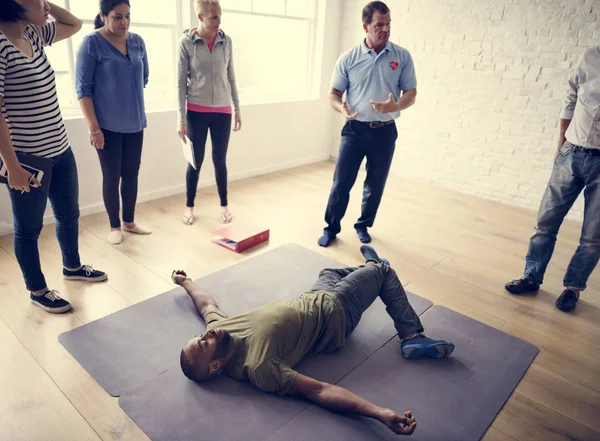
[173,245,455,436]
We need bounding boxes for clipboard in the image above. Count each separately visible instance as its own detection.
[0,152,53,190]
[181,135,196,170]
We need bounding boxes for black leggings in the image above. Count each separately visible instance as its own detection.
[186,111,232,207]
[96,129,144,229]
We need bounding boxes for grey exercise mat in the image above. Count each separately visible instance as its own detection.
[118,295,432,441]
[266,306,539,441]
[59,243,432,396]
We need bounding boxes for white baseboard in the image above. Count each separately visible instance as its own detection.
[0,153,330,237]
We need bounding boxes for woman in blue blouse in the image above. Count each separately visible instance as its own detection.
[76,0,151,245]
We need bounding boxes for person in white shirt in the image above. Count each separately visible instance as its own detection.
[505,45,600,312]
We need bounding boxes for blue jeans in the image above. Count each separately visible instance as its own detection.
[7,148,81,291]
[323,120,397,235]
[524,141,600,290]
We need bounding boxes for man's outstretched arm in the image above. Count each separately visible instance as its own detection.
[172,270,226,320]
[288,373,417,435]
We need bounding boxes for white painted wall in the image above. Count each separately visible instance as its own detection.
[333,0,600,221]
[0,0,344,236]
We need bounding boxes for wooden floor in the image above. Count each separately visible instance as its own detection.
[1,160,599,441]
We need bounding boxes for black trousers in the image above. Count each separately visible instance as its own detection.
[96,129,144,229]
[324,120,397,235]
[185,111,232,207]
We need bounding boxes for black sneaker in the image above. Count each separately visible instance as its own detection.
[505,277,539,294]
[63,264,107,282]
[30,290,72,314]
[556,289,579,312]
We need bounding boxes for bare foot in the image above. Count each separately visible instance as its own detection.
[171,270,191,285]
[123,222,136,229]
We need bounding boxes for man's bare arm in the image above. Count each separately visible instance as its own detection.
[329,89,345,113]
[287,373,416,435]
[172,271,226,320]
[397,88,417,111]
[329,89,358,119]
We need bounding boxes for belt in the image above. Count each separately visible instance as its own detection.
[356,120,395,129]
[572,144,600,156]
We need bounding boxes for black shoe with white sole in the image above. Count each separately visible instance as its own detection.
[63,264,107,282]
[30,290,72,314]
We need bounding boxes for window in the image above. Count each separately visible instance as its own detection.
[44,0,182,117]
[221,0,320,104]
[43,0,322,117]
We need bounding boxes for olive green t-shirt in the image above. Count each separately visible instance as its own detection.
[205,291,346,396]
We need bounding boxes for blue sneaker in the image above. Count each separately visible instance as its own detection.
[401,334,455,359]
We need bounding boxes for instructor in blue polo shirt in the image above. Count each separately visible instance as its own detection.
[318,1,417,247]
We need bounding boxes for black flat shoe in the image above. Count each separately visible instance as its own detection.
[505,278,539,295]
[556,289,579,312]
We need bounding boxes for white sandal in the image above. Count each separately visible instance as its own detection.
[219,211,233,224]
[182,214,196,225]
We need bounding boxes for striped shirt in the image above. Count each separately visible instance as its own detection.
[0,22,70,158]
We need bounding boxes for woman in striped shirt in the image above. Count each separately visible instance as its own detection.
[0,0,107,314]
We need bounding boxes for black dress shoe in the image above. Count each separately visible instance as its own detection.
[556,289,579,312]
[505,278,540,294]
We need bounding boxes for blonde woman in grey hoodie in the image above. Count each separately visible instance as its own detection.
[177,0,240,225]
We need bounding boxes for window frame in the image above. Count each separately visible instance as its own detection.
[53,0,321,118]
[56,0,184,118]
[220,1,320,105]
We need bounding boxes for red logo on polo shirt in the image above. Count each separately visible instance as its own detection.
[390,61,399,70]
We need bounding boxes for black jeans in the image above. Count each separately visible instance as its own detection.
[310,263,423,339]
[7,148,81,291]
[186,111,232,207]
[96,129,144,229]
[324,120,397,235]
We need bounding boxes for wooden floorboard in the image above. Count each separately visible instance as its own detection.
[1,160,598,441]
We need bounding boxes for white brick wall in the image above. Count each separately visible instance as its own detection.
[333,0,600,221]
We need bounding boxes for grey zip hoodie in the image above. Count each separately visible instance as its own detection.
[177,28,240,124]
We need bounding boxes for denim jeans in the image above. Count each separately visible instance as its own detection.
[323,120,397,235]
[524,141,600,290]
[7,148,81,291]
[309,264,423,339]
